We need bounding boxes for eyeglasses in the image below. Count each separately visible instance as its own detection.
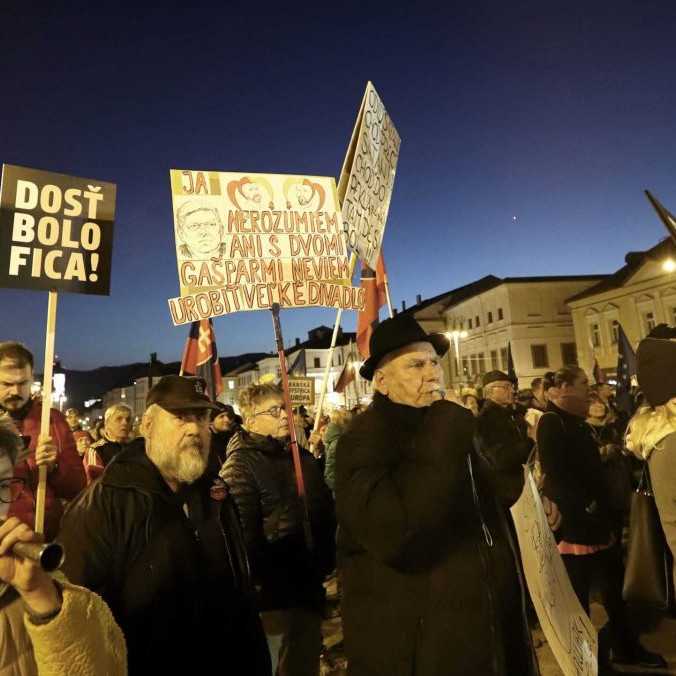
[253,405,286,419]
[0,477,27,504]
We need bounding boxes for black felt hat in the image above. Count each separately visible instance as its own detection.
[146,375,220,412]
[482,370,513,387]
[359,314,449,381]
[637,324,676,407]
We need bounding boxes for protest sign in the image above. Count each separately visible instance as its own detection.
[167,170,365,325]
[288,377,314,406]
[339,82,400,270]
[511,468,598,676]
[0,164,116,295]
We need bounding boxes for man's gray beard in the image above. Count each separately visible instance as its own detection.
[148,439,208,485]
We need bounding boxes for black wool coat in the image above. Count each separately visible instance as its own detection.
[476,400,534,506]
[58,440,270,675]
[220,430,336,611]
[335,393,538,676]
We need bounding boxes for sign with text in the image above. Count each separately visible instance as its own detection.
[511,469,598,676]
[289,377,315,406]
[0,164,116,295]
[168,170,365,325]
[339,82,400,269]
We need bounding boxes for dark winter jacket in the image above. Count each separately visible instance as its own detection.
[6,400,85,540]
[58,438,270,675]
[335,393,538,676]
[210,425,241,466]
[476,399,534,505]
[220,430,336,612]
[537,402,614,546]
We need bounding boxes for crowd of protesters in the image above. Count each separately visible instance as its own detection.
[0,317,674,675]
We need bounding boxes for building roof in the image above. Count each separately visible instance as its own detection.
[566,238,676,304]
[286,326,356,354]
[403,273,609,317]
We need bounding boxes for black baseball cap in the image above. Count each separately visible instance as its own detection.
[482,370,513,387]
[146,375,220,412]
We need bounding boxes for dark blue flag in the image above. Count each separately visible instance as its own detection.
[615,323,637,415]
[507,342,517,383]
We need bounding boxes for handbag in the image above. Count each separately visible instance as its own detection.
[622,461,675,610]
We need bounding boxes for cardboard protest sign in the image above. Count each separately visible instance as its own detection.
[511,469,598,676]
[0,164,116,295]
[167,170,365,325]
[288,377,314,406]
[339,82,400,270]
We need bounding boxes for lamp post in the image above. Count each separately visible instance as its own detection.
[445,330,468,388]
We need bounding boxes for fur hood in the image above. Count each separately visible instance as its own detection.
[625,399,676,460]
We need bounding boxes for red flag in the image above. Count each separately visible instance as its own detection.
[334,360,356,393]
[356,253,387,358]
[180,319,223,399]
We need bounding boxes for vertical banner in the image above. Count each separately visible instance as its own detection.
[0,164,116,294]
[511,469,598,676]
[340,82,401,269]
[167,170,365,324]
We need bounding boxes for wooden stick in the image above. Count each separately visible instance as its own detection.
[35,289,58,535]
[270,303,313,552]
[311,251,358,439]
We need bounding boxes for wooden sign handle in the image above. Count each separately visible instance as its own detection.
[35,289,58,535]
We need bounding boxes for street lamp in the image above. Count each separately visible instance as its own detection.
[663,258,676,273]
[444,330,468,383]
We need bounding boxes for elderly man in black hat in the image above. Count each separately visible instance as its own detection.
[476,369,534,506]
[335,315,538,676]
[57,376,270,675]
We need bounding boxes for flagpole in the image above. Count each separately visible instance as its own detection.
[270,303,313,551]
[383,277,394,319]
[311,250,358,444]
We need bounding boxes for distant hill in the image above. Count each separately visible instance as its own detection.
[40,353,271,410]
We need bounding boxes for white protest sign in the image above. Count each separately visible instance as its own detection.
[511,469,598,676]
[339,82,400,269]
[167,170,365,325]
[288,377,314,406]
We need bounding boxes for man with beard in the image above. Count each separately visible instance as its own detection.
[0,342,84,539]
[335,315,539,676]
[57,376,270,674]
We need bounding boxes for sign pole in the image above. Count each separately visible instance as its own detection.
[311,251,358,440]
[270,303,313,552]
[35,289,58,535]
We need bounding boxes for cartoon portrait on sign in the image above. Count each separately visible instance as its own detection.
[283,177,326,211]
[175,200,226,260]
[227,176,275,210]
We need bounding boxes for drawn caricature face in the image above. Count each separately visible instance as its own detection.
[241,182,263,205]
[180,207,223,257]
[296,183,313,206]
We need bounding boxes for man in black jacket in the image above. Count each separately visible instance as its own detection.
[220,382,335,676]
[58,376,270,675]
[335,315,538,676]
[476,370,534,506]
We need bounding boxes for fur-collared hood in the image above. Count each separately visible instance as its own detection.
[625,399,676,460]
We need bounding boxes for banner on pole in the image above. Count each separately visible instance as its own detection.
[0,164,116,295]
[167,170,365,325]
[339,82,400,269]
[288,377,315,406]
[511,468,598,676]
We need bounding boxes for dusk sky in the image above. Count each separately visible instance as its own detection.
[2,2,675,370]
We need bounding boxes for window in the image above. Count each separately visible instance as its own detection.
[475,315,480,327]
[590,323,601,348]
[487,311,493,324]
[338,352,343,365]
[643,311,656,334]
[531,344,549,369]
[313,357,321,368]
[228,380,235,390]
[609,320,619,345]
[477,353,486,374]
[560,342,578,366]
[462,358,469,377]
[498,308,504,321]
[454,358,459,377]
[468,318,473,329]
[500,347,508,370]
[490,350,498,369]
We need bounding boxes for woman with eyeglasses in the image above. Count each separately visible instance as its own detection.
[219,383,336,676]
